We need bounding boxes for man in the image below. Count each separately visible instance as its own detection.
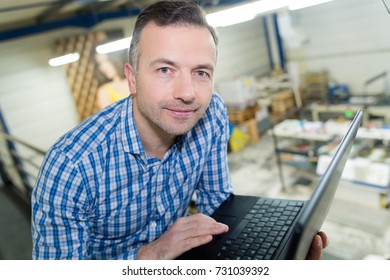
[32,0,327,260]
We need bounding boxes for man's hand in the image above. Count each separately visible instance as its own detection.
[138,213,229,260]
[306,231,329,260]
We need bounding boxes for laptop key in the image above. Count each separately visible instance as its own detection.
[253,254,265,260]
[268,247,277,255]
[261,242,272,249]
[216,251,225,259]
[282,226,289,232]
[240,243,251,250]
[224,239,233,246]
[246,237,255,244]
[254,237,265,244]
[257,248,268,256]
[230,245,239,252]
[259,232,268,238]
[262,226,272,232]
[263,200,272,205]
[265,236,276,243]
[278,230,287,237]
[237,249,246,256]
[272,241,281,248]
[250,243,261,251]
[244,214,254,219]
[246,249,257,257]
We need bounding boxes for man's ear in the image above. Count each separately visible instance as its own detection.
[124,63,136,94]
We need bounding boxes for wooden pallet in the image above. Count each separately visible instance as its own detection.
[228,104,259,125]
[57,32,100,121]
[271,90,296,115]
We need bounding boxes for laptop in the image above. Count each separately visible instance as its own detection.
[178,109,363,260]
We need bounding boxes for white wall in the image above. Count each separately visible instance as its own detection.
[283,0,390,95]
[0,31,82,193]
[0,31,80,150]
[215,16,270,83]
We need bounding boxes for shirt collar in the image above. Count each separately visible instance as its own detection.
[120,97,144,155]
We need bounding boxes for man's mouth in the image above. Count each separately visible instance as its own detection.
[166,108,196,117]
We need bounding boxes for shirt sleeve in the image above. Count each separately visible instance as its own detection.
[31,147,90,259]
[195,96,234,216]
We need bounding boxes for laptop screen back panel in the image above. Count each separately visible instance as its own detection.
[283,110,363,259]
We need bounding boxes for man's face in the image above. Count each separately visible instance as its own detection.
[126,23,217,137]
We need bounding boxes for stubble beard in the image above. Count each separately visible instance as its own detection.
[135,97,207,137]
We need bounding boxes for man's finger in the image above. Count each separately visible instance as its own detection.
[306,234,323,260]
[318,231,329,248]
[178,214,229,237]
[174,217,229,253]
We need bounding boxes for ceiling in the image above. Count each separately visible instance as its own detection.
[0,0,244,42]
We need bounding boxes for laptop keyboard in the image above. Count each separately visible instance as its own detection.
[216,198,303,260]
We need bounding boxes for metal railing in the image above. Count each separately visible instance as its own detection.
[0,130,46,203]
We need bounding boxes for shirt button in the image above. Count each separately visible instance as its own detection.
[151,221,157,228]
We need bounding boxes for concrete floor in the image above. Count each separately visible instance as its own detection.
[228,134,390,260]
[0,186,32,260]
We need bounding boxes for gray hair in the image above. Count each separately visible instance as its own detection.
[128,0,218,74]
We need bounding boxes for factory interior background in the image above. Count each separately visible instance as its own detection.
[0,0,389,260]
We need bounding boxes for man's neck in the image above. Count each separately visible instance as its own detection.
[133,112,176,160]
[141,135,175,160]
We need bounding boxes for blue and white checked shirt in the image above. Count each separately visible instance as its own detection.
[31,93,233,259]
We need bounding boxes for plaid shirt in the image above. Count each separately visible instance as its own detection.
[31,93,233,259]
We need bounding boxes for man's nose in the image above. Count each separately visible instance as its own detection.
[173,73,195,103]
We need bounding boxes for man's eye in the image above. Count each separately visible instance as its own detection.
[196,71,208,77]
[159,67,170,74]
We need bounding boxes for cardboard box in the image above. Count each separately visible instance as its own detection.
[217,76,257,107]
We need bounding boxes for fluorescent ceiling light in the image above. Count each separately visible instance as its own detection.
[96,36,132,54]
[206,3,257,28]
[92,0,334,52]
[48,52,80,66]
[252,0,289,13]
[206,0,335,27]
[288,0,335,10]
[207,0,288,28]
